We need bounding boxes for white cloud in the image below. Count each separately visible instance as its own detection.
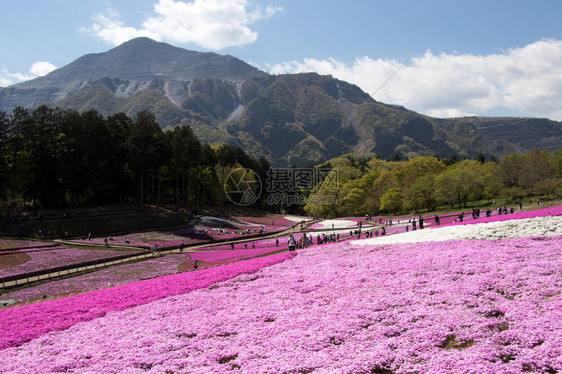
[84,0,283,50]
[0,61,57,87]
[266,38,562,121]
[29,61,57,77]
[0,69,33,87]
[84,9,162,46]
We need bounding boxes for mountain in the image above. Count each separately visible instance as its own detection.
[1,37,561,166]
[0,37,266,110]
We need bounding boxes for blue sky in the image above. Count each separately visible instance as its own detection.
[1,0,562,120]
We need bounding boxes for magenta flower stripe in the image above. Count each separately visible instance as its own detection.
[0,252,295,350]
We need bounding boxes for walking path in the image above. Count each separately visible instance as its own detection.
[0,219,317,289]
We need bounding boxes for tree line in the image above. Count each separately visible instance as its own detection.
[0,106,270,214]
[304,150,562,217]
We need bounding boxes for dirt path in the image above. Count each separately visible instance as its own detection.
[0,220,318,289]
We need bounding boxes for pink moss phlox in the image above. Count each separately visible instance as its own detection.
[0,252,295,350]
[2,235,562,372]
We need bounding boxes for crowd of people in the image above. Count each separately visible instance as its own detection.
[55,202,532,275]
[231,204,527,254]
[287,232,342,250]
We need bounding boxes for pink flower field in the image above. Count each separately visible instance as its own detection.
[1,207,561,373]
[0,252,295,351]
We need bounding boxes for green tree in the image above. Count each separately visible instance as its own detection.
[200,144,217,168]
[479,161,502,201]
[193,165,218,206]
[499,154,523,187]
[533,178,560,199]
[194,144,218,205]
[126,110,167,210]
[61,109,118,204]
[405,173,438,212]
[502,186,526,202]
[20,105,67,206]
[106,112,133,204]
[550,150,562,177]
[5,107,33,203]
[391,157,445,186]
[168,125,201,209]
[380,187,403,214]
[436,160,484,209]
[370,170,398,213]
[343,187,367,216]
[339,172,379,216]
[304,169,340,217]
[0,111,9,197]
[519,149,555,191]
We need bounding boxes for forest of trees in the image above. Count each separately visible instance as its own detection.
[1,105,561,221]
[0,106,271,215]
[304,150,562,217]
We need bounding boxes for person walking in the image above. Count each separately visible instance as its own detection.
[288,234,297,251]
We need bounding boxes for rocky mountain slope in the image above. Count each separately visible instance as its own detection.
[1,37,560,166]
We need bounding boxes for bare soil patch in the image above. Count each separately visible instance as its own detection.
[0,253,31,270]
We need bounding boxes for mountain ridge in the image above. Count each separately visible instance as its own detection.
[18,37,268,84]
[0,37,266,110]
[1,37,561,166]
